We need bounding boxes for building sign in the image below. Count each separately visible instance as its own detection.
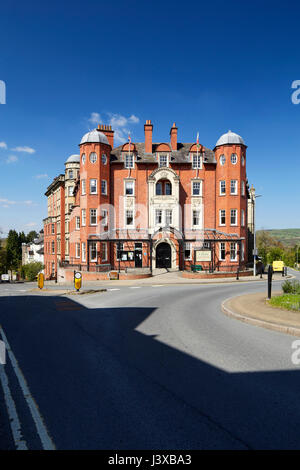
[195,250,211,262]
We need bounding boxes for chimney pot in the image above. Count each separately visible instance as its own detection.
[170,122,178,151]
[144,120,153,153]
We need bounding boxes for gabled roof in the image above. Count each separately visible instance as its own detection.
[110,142,216,164]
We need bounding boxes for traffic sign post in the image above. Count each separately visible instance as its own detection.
[37,272,44,290]
[267,265,273,299]
[74,271,82,291]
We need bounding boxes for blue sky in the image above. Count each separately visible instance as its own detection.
[0,0,299,235]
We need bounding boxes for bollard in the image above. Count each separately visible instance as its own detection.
[267,265,273,299]
[236,267,239,280]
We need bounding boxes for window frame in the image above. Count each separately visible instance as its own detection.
[231,153,238,165]
[82,242,86,262]
[90,178,98,194]
[192,180,202,196]
[90,241,97,262]
[81,209,86,226]
[220,180,226,195]
[230,209,238,226]
[101,180,107,195]
[125,180,134,196]
[230,242,237,261]
[219,209,226,226]
[192,153,202,169]
[89,152,97,164]
[230,180,238,195]
[125,209,134,227]
[158,154,168,168]
[125,153,134,169]
[90,208,97,226]
[192,209,201,227]
[220,242,226,261]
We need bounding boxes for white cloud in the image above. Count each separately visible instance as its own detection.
[88,112,102,124]
[6,155,18,164]
[128,114,139,124]
[87,112,140,144]
[0,142,7,149]
[35,173,48,179]
[25,222,37,227]
[0,198,16,205]
[11,146,36,154]
[0,198,35,207]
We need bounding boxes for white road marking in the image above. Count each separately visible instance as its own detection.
[129,287,141,289]
[0,363,28,450]
[0,326,56,450]
[151,285,164,287]
[108,288,120,291]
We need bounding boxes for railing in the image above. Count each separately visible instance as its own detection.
[59,261,111,272]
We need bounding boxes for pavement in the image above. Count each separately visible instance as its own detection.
[222,291,300,336]
[39,269,290,291]
[0,269,300,449]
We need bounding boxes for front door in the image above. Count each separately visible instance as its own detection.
[156,242,171,268]
[134,251,142,268]
[134,243,143,268]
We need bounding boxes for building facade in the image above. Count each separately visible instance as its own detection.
[44,120,252,280]
[21,231,44,268]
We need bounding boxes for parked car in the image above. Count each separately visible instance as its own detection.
[1,274,10,283]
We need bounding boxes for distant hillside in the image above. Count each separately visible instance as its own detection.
[257,229,300,247]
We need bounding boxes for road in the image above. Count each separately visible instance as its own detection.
[0,272,300,450]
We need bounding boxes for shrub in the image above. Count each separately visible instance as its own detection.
[22,262,44,281]
[282,279,300,294]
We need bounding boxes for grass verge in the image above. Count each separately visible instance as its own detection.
[268,294,300,311]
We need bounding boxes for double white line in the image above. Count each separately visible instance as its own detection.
[0,326,55,450]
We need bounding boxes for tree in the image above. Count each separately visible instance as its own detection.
[22,262,44,281]
[267,246,284,265]
[0,247,7,275]
[6,230,21,270]
[26,230,38,243]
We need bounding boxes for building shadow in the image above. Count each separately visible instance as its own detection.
[0,294,300,450]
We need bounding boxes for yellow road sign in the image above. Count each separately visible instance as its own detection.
[37,272,44,289]
[74,272,82,291]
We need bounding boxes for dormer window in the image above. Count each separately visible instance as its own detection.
[159,154,168,167]
[125,153,134,168]
[192,153,202,169]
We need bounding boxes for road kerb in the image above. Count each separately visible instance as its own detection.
[221,296,300,337]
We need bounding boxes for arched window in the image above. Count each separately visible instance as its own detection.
[156,179,172,195]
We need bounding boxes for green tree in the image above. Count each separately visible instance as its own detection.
[0,247,7,275]
[6,230,21,270]
[267,246,284,265]
[22,262,44,281]
[26,230,38,243]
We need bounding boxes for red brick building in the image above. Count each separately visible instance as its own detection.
[44,120,253,280]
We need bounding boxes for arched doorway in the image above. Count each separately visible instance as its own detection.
[156,242,171,268]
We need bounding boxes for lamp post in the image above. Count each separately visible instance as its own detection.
[252,192,262,277]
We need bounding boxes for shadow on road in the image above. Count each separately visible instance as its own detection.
[0,294,299,450]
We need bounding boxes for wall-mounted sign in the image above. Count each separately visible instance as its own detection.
[195,250,211,262]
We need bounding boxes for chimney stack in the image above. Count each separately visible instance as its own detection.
[144,119,153,153]
[170,122,178,151]
[97,124,114,148]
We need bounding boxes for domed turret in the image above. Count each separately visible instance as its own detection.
[80,129,109,145]
[65,154,80,164]
[215,130,245,147]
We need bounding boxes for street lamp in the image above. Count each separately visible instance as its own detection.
[252,193,262,277]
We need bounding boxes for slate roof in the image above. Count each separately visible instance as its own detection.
[110,143,216,164]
